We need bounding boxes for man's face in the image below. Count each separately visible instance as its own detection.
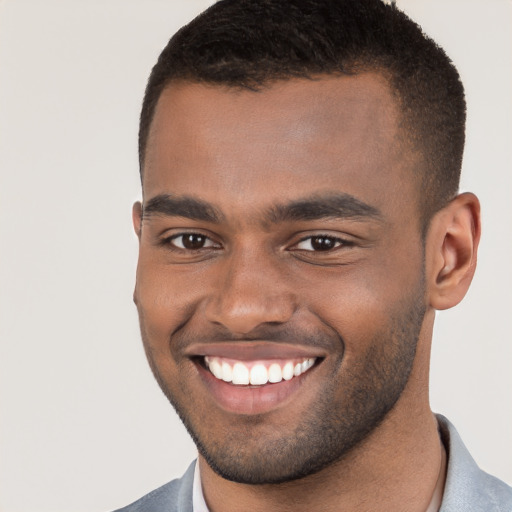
[134,75,428,484]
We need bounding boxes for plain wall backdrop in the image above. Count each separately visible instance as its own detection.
[0,1,511,511]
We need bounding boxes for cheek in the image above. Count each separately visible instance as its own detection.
[135,259,194,344]
[302,249,424,347]
[135,264,199,391]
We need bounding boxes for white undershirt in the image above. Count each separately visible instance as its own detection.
[192,461,210,512]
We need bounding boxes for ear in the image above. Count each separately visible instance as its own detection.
[132,201,143,240]
[132,201,143,306]
[426,192,481,310]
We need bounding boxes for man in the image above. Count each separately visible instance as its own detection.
[116,0,512,510]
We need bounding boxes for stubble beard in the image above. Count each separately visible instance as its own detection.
[141,286,426,485]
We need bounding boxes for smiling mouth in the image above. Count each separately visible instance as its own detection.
[187,344,327,414]
[203,356,318,386]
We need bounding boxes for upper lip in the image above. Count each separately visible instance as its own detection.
[184,341,328,360]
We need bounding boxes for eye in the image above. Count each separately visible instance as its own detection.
[295,235,348,252]
[167,233,218,250]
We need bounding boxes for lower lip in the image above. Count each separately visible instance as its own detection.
[195,362,318,415]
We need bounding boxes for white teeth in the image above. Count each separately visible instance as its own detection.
[268,363,283,383]
[209,358,223,380]
[204,356,317,386]
[282,362,294,381]
[250,364,268,385]
[221,361,233,382]
[302,358,315,372]
[232,362,250,385]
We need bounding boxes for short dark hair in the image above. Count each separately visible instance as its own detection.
[139,0,466,221]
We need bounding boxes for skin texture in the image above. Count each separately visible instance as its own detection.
[133,74,480,512]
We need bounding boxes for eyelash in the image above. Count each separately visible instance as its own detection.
[161,232,352,252]
[294,234,353,252]
[161,232,220,251]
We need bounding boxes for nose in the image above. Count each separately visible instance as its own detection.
[204,248,297,335]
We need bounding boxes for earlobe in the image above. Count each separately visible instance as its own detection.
[132,201,143,240]
[427,193,481,310]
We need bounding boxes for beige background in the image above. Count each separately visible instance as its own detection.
[0,1,511,511]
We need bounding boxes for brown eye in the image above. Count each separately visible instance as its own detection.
[182,234,206,249]
[310,236,337,251]
[296,235,343,252]
[170,233,216,250]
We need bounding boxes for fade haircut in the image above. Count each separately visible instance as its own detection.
[139,0,466,222]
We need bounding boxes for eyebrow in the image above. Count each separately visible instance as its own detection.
[142,194,224,223]
[142,192,382,226]
[265,193,382,224]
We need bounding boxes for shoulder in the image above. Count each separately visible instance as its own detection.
[111,461,196,512]
[438,415,512,512]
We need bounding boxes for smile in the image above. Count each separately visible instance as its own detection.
[204,356,317,386]
[186,342,328,414]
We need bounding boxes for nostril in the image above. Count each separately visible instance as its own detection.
[204,295,297,335]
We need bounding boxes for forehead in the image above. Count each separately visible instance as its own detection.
[143,74,421,220]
